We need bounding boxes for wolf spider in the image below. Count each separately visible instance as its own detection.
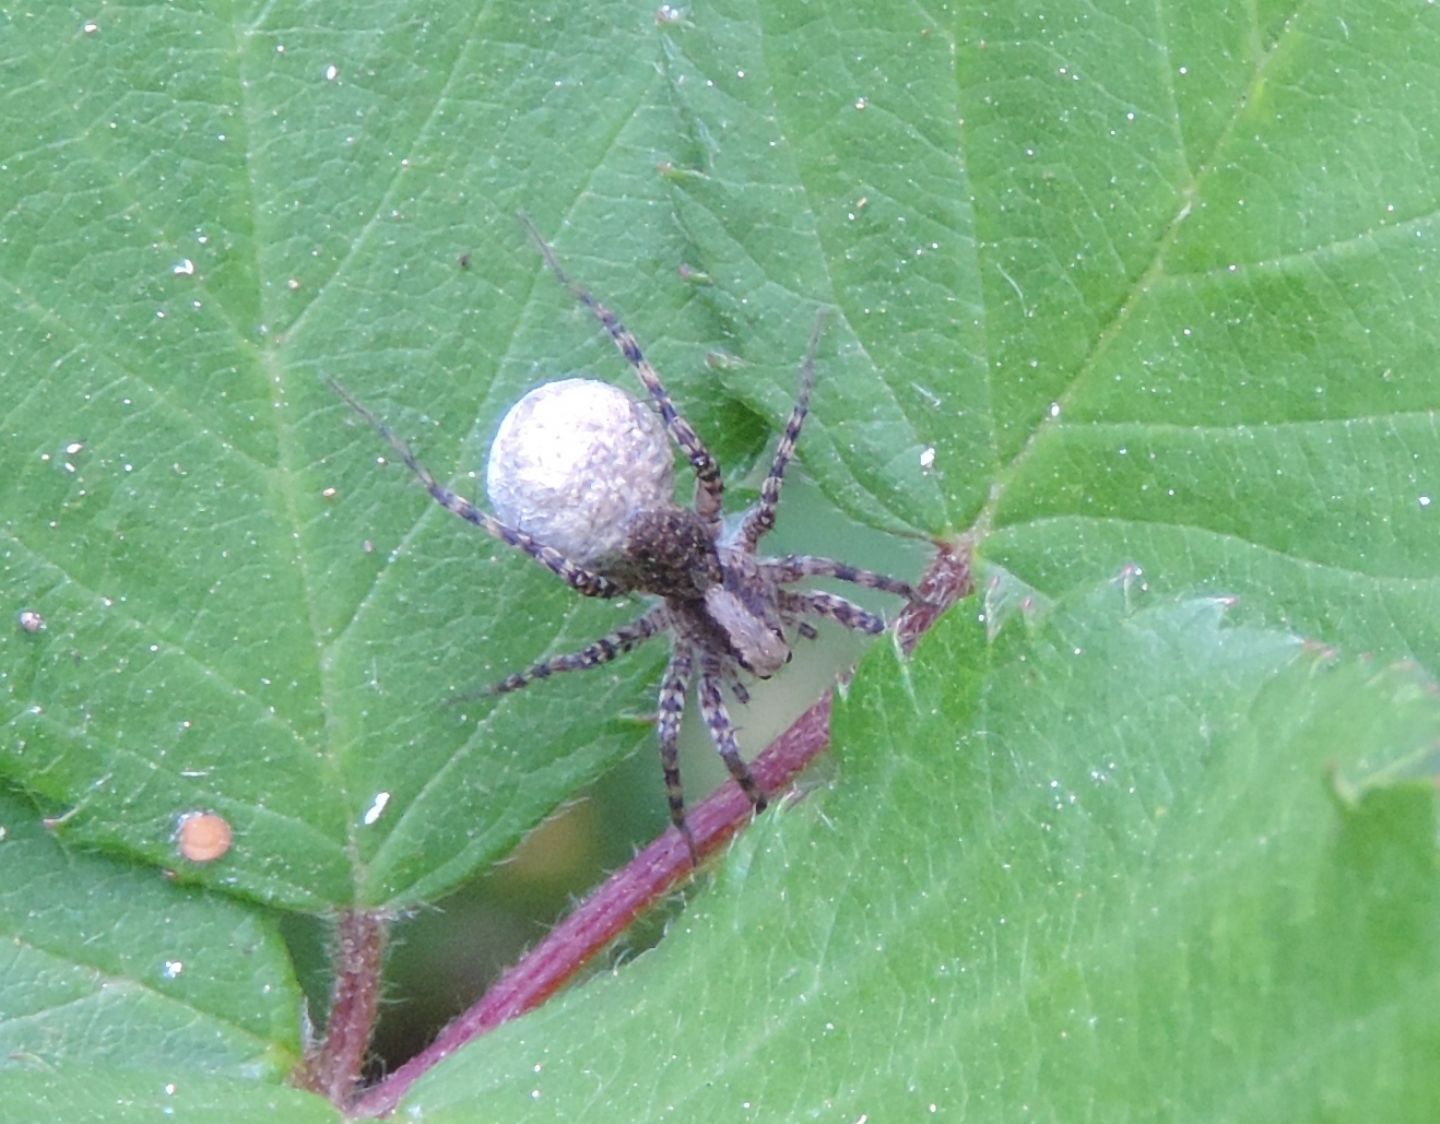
[331,219,915,857]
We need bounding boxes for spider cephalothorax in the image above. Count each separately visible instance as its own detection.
[331,219,915,855]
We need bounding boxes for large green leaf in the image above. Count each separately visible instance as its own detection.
[0,1067,338,1124]
[971,1,1440,658]
[0,0,961,914]
[0,791,302,1078]
[2,0,1440,1116]
[399,585,1440,1119]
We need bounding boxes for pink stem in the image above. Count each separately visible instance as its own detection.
[292,909,388,1106]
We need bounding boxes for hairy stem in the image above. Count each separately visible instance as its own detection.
[292,908,388,1107]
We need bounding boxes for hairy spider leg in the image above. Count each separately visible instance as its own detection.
[483,607,669,696]
[737,310,827,553]
[327,377,619,599]
[779,588,887,636]
[518,214,726,530]
[698,652,768,814]
[659,645,697,861]
[765,554,916,600]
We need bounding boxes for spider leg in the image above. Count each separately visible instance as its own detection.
[765,553,915,599]
[517,214,726,531]
[476,607,668,697]
[659,644,697,861]
[737,310,826,552]
[780,588,887,635]
[328,378,619,599]
[698,653,768,815]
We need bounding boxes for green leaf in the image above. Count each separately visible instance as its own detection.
[4,0,1440,1114]
[0,0,941,913]
[654,1,982,533]
[971,0,1440,660]
[398,584,1440,1119]
[0,1067,338,1124]
[0,791,302,1077]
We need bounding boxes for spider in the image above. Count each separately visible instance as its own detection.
[330,219,915,857]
